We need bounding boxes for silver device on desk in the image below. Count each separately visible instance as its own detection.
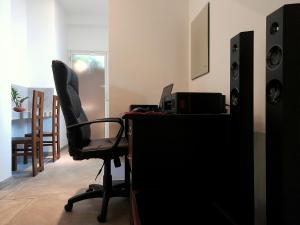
[130,83,174,112]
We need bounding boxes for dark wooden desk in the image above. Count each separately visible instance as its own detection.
[123,113,232,225]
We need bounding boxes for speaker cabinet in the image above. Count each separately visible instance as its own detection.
[222,31,254,225]
[266,4,300,225]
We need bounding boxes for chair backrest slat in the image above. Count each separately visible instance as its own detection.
[32,90,44,154]
[52,95,60,136]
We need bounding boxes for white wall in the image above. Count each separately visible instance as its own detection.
[17,0,68,148]
[67,14,108,52]
[0,0,68,182]
[109,0,189,122]
[189,0,300,133]
[10,0,28,140]
[25,0,68,85]
[189,1,300,225]
[68,26,107,52]
[0,0,12,182]
[189,0,266,131]
[26,0,56,88]
[54,0,68,149]
[55,0,68,62]
[11,0,28,86]
[67,13,107,27]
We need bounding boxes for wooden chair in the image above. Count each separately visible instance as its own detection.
[46,95,60,160]
[11,90,44,176]
[25,95,60,161]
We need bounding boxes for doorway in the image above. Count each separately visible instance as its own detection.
[70,52,109,138]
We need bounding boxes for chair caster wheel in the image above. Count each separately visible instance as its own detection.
[97,214,106,223]
[64,203,73,212]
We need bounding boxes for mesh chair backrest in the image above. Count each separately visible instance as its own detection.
[51,60,91,156]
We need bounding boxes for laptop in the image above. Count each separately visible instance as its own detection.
[158,83,174,111]
[130,83,173,112]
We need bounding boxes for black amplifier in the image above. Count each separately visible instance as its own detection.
[163,92,226,114]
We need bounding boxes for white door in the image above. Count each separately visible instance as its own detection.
[70,52,108,139]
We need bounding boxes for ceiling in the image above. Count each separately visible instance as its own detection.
[57,0,107,15]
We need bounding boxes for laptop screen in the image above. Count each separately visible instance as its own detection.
[159,83,174,109]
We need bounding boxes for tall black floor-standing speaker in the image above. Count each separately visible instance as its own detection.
[266,4,300,225]
[224,31,254,225]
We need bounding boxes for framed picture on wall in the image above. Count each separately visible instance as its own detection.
[191,2,210,80]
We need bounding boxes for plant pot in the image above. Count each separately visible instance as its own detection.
[13,107,26,112]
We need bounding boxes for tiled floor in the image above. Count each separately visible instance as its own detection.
[0,149,130,225]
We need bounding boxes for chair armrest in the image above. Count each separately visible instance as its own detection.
[67,118,124,149]
[67,118,123,128]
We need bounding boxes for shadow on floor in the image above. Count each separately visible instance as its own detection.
[12,153,55,177]
[56,196,130,225]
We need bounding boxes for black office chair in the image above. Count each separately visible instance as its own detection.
[51,60,129,223]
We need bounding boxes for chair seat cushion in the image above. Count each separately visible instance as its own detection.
[25,132,52,137]
[77,137,128,159]
[12,137,32,144]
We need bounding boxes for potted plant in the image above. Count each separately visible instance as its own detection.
[11,87,29,112]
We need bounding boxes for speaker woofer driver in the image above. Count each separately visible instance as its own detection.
[266,79,282,105]
[231,62,239,80]
[231,88,240,106]
[267,46,283,69]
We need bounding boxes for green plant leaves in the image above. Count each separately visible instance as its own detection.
[11,87,29,107]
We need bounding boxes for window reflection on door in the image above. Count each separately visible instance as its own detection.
[71,53,107,139]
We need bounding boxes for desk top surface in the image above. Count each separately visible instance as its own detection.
[123,112,230,120]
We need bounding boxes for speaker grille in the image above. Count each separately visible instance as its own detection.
[230,88,239,106]
[266,79,282,105]
[231,62,239,80]
[266,46,283,69]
